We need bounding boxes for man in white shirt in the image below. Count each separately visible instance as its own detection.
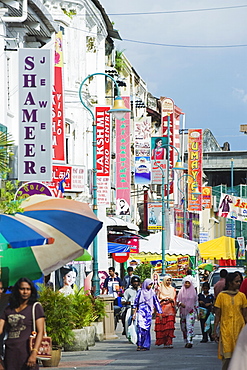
[121,276,141,335]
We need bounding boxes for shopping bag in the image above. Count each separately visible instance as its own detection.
[198,307,207,319]
[205,312,214,333]
[127,319,137,345]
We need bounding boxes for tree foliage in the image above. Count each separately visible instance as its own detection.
[134,263,152,283]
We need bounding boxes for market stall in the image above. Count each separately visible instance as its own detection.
[198,236,236,266]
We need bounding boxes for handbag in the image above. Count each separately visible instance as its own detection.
[29,302,52,360]
[198,307,207,320]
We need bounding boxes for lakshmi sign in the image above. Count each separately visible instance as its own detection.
[187,129,203,211]
[18,49,52,181]
[95,106,111,206]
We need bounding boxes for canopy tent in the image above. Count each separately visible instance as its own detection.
[198,236,236,261]
[138,233,198,256]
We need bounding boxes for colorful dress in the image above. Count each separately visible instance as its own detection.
[2,303,45,370]
[215,291,247,360]
[155,276,176,347]
[133,279,162,350]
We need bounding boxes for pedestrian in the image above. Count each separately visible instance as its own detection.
[198,282,214,342]
[0,277,45,370]
[239,275,247,298]
[0,279,9,357]
[213,272,247,370]
[228,324,247,370]
[214,269,228,299]
[133,278,162,351]
[121,276,141,336]
[102,267,123,301]
[123,266,136,289]
[183,269,198,291]
[155,275,176,348]
[177,275,198,348]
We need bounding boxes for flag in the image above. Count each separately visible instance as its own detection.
[57,175,68,198]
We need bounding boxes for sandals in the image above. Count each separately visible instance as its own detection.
[136,346,141,351]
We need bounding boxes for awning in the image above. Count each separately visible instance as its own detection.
[139,233,198,256]
[129,252,189,262]
[198,236,235,260]
[108,242,130,253]
[104,216,139,232]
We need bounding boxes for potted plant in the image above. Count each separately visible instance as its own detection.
[38,284,76,367]
[64,288,96,351]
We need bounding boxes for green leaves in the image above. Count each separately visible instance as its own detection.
[134,263,152,282]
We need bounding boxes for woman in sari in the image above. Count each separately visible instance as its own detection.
[213,272,247,370]
[133,279,162,351]
[177,275,198,348]
[155,275,176,348]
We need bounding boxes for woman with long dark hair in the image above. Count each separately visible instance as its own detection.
[213,272,247,370]
[0,277,45,369]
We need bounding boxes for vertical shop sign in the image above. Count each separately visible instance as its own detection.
[147,202,162,229]
[52,32,65,162]
[134,117,151,184]
[18,48,52,181]
[151,136,167,184]
[116,97,131,215]
[188,129,203,211]
[95,107,111,206]
[161,97,175,195]
[202,186,212,209]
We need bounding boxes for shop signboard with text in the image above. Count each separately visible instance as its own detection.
[95,106,111,206]
[43,165,85,195]
[187,129,203,211]
[116,97,131,215]
[18,48,52,181]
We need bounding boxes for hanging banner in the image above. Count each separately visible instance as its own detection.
[148,202,162,229]
[237,237,245,260]
[95,106,111,206]
[52,31,65,162]
[18,48,52,181]
[116,97,131,215]
[218,193,247,223]
[134,117,151,184]
[151,136,167,184]
[174,208,184,238]
[202,186,212,209]
[188,129,203,211]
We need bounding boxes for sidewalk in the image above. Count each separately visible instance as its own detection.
[41,317,221,370]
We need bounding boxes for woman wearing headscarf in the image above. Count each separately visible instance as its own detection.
[213,272,247,370]
[177,275,198,348]
[133,279,162,351]
[155,275,176,348]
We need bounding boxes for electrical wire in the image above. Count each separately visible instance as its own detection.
[107,4,247,16]
[122,38,247,48]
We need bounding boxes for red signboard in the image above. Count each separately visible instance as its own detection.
[43,165,85,195]
[52,32,65,162]
[188,129,203,211]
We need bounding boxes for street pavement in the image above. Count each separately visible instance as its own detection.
[41,317,221,370]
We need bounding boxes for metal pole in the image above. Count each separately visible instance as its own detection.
[161,169,166,275]
[167,114,170,210]
[231,158,235,240]
[79,72,122,296]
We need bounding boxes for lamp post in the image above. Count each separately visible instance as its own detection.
[154,145,183,275]
[177,174,201,238]
[79,72,130,296]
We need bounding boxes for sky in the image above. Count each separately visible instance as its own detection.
[100,0,247,150]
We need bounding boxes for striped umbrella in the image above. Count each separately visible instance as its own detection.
[0,195,102,286]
